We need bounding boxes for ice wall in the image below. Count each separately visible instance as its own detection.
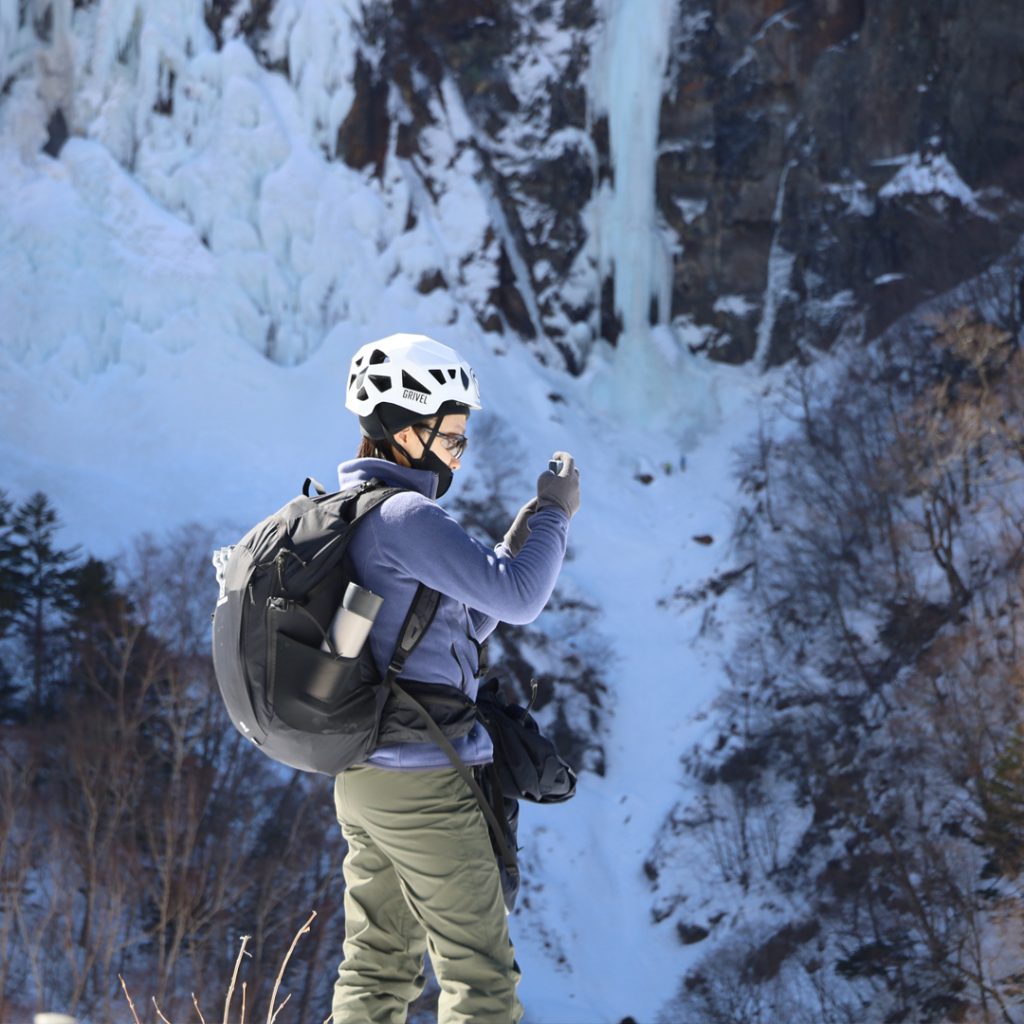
[0,0,508,371]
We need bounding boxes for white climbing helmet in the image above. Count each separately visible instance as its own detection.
[345,333,482,438]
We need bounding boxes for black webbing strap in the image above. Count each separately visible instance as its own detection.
[386,584,442,675]
[387,677,517,871]
[352,481,406,520]
[385,584,517,872]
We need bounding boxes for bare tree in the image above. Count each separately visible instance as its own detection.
[1,523,348,1020]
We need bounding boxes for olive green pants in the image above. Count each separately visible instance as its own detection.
[332,765,524,1024]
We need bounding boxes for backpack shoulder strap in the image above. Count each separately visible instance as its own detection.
[301,476,406,513]
[385,584,442,681]
[352,481,406,521]
[388,673,518,871]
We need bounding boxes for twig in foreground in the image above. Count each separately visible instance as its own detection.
[223,934,252,1024]
[266,910,317,1024]
[269,992,292,1024]
[193,991,208,1024]
[119,974,142,1024]
[153,995,174,1024]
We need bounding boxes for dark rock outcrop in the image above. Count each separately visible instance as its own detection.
[656,0,1024,365]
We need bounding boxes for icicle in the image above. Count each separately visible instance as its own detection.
[31,0,72,153]
[754,159,796,368]
[588,0,690,423]
[284,0,360,151]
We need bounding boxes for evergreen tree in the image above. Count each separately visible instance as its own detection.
[55,555,126,709]
[6,492,81,712]
[68,556,122,630]
[0,490,15,638]
[0,490,21,719]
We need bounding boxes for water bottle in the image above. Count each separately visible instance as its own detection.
[321,582,383,657]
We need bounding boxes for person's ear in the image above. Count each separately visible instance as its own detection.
[393,426,416,451]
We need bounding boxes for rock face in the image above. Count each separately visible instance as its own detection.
[656,0,1024,365]
[323,0,1024,368]
[315,0,600,371]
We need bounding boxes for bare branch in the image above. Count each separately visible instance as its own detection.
[266,911,316,1024]
[268,992,292,1024]
[223,934,251,1024]
[119,975,142,1024]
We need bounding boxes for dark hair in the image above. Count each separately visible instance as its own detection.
[356,411,450,461]
[356,436,394,460]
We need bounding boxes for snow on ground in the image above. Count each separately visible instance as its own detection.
[510,357,768,1023]
[878,151,976,204]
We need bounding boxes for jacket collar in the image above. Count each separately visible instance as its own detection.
[337,457,438,500]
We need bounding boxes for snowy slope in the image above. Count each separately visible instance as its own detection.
[0,137,766,1020]
[0,149,762,1016]
[508,363,768,1023]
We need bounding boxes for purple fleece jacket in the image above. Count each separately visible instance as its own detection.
[337,457,569,770]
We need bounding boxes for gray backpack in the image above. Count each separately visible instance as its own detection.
[211,478,475,775]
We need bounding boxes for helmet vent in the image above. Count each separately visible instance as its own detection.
[349,373,356,387]
[356,387,369,401]
[429,369,447,385]
[369,374,392,392]
[448,369,457,379]
[460,369,470,389]
[402,370,429,394]
[354,356,364,368]
[369,348,388,365]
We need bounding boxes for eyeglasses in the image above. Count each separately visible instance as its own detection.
[414,426,469,460]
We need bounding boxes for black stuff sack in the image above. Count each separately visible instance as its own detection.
[475,678,577,804]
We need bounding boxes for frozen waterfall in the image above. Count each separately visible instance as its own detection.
[592,0,677,356]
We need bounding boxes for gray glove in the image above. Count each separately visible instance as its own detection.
[502,498,539,556]
[536,451,580,519]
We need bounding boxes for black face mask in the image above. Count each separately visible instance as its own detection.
[389,422,453,498]
[418,449,453,498]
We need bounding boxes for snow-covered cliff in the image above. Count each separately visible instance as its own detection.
[3,2,1023,1021]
